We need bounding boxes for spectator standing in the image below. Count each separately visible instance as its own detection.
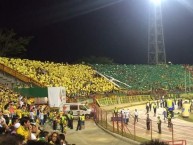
[29,108,35,123]
[16,117,31,143]
[39,110,44,126]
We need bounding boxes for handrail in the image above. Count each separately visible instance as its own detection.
[164,140,186,145]
[0,63,44,87]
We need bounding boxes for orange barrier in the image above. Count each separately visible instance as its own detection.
[93,101,190,144]
[165,140,186,145]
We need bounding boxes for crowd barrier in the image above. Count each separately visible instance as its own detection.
[96,95,153,107]
[165,140,186,145]
[93,104,189,144]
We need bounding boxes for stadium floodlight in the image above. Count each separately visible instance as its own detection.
[150,0,161,5]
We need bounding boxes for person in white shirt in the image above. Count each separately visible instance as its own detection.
[125,109,130,124]
[30,123,39,140]
[39,110,44,126]
[134,109,138,123]
[29,108,35,122]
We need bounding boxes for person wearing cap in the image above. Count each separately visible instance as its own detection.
[157,116,162,134]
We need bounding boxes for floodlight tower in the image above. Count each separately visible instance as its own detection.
[148,0,166,64]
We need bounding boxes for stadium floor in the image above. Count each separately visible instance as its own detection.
[65,120,136,145]
[103,104,193,145]
[44,103,193,145]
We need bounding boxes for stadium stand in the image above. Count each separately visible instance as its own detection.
[0,57,118,96]
[92,64,188,91]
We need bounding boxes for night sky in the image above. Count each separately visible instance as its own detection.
[1,0,193,64]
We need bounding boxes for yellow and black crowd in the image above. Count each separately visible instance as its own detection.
[0,84,81,145]
[1,57,191,96]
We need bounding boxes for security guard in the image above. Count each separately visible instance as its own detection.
[68,111,74,129]
[81,114,85,129]
[157,116,161,134]
[60,113,67,133]
[153,103,157,117]
[67,111,71,128]
[76,115,82,131]
[52,113,57,130]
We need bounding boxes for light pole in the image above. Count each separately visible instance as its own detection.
[148,0,166,64]
[185,68,187,94]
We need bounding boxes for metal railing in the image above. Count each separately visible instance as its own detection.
[93,104,188,144]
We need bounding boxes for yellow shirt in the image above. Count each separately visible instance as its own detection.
[16,125,30,142]
[16,109,22,118]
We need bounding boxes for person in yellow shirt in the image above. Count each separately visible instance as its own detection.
[16,107,22,119]
[81,114,85,129]
[16,117,31,142]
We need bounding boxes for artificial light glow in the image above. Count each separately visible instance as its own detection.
[150,0,161,5]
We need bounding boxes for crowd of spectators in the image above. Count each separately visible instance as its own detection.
[1,57,190,96]
[0,57,191,145]
[0,84,74,145]
[92,64,188,91]
[0,57,118,97]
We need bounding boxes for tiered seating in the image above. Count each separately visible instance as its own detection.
[0,57,118,96]
[0,57,189,97]
[92,64,187,91]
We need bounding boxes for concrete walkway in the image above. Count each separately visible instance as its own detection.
[65,120,139,145]
[43,102,192,145]
[43,118,139,145]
